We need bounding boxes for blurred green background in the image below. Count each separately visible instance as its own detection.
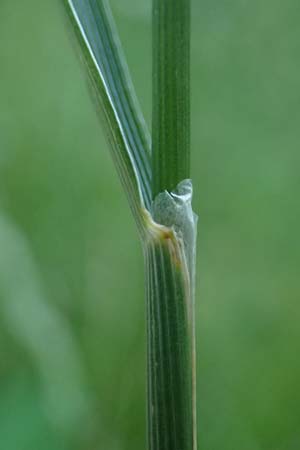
[0,0,299,449]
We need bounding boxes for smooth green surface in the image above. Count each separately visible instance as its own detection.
[152,0,190,197]
[0,1,300,450]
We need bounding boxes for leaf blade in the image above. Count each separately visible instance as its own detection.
[64,0,152,215]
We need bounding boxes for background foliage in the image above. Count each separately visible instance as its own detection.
[0,0,299,449]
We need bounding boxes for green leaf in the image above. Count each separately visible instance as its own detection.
[63,0,152,221]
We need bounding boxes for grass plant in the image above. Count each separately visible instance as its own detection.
[63,1,196,449]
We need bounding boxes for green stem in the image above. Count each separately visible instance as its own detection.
[152,0,191,197]
[149,2,195,449]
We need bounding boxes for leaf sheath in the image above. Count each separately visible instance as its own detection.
[146,238,194,450]
[144,180,197,450]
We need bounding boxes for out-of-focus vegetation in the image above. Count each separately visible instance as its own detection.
[0,1,299,449]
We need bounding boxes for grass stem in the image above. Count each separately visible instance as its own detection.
[152,0,191,197]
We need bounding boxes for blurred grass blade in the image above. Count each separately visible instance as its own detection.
[152,0,190,198]
[64,0,152,218]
